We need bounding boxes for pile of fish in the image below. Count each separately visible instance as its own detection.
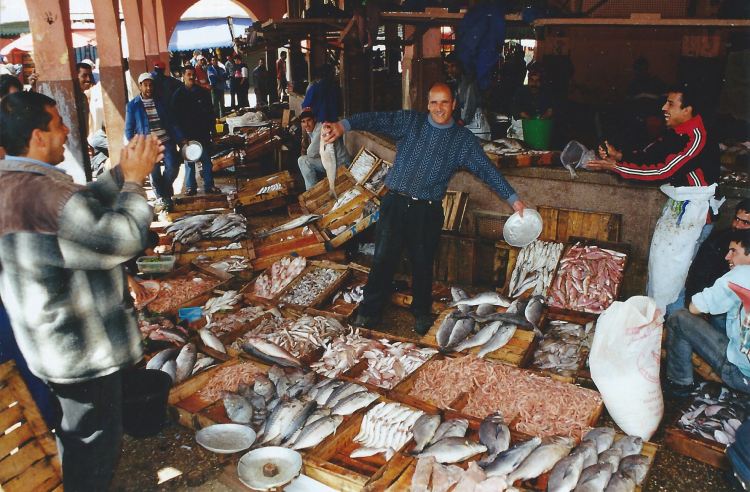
[139,317,189,344]
[358,340,438,389]
[252,256,307,298]
[508,240,564,298]
[332,283,365,304]
[234,315,346,359]
[202,291,244,321]
[204,305,271,336]
[197,362,267,402]
[147,274,220,313]
[437,289,543,356]
[482,138,528,155]
[186,241,242,252]
[329,188,361,213]
[256,182,283,195]
[531,320,594,376]
[241,335,306,369]
[310,328,375,378]
[348,150,378,182]
[219,366,379,451]
[327,200,379,236]
[548,244,626,313]
[279,267,344,306]
[351,402,424,460]
[146,343,216,384]
[196,254,250,273]
[364,161,390,193]
[676,382,748,445]
[167,213,247,244]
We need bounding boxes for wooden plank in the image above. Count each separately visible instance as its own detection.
[174,239,253,266]
[0,439,46,483]
[171,194,230,213]
[665,400,731,470]
[2,457,60,492]
[537,205,621,243]
[0,422,35,460]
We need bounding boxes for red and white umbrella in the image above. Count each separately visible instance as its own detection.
[1,32,96,56]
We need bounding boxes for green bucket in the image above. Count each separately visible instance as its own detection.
[522,118,554,150]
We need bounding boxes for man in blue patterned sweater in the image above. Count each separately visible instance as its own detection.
[324,83,528,334]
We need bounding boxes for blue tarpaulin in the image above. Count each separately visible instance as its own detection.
[168,17,254,52]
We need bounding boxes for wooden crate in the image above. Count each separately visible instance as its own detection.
[307,263,369,321]
[486,150,558,168]
[174,238,255,266]
[211,150,238,172]
[361,159,392,197]
[347,148,382,185]
[244,135,282,163]
[433,233,479,286]
[239,256,309,306]
[146,261,232,316]
[0,361,62,492]
[495,239,565,299]
[665,397,732,470]
[273,260,350,312]
[442,191,469,232]
[536,309,599,383]
[315,192,380,249]
[298,167,358,214]
[420,309,537,368]
[230,170,296,212]
[537,205,621,243]
[250,225,327,271]
[171,193,231,213]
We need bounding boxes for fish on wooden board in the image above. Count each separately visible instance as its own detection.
[482,437,542,477]
[477,411,510,465]
[476,323,517,358]
[254,214,322,238]
[506,436,576,484]
[548,452,585,492]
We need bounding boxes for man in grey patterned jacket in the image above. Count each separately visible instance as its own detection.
[0,91,162,491]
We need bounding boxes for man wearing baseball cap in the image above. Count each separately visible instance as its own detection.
[297,107,351,190]
[125,72,187,212]
[151,59,181,102]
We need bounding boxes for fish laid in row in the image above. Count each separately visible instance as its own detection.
[508,240,564,299]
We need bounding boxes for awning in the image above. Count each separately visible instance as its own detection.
[168,17,254,52]
[0,32,95,55]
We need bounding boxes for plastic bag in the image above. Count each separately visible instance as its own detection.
[561,140,596,170]
[589,296,664,440]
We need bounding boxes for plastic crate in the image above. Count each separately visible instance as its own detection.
[136,255,176,274]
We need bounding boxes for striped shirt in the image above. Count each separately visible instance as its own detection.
[142,98,170,144]
[342,110,518,203]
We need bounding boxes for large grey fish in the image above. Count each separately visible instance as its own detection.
[451,287,472,314]
[449,291,511,308]
[146,348,178,370]
[524,295,545,338]
[436,310,462,348]
[575,463,614,492]
[477,324,517,358]
[191,355,216,375]
[597,449,622,471]
[411,414,441,454]
[571,439,600,469]
[604,472,636,492]
[160,359,177,381]
[285,372,316,399]
[455,321,502,353]
[253,374,276,402]
[482,436,542,477]
[238,382,266,413]
[174,343,197,384]
[291,415,344,450]
[221,390,253,424]
[431,419,469,443]
[617,454,651,485]
[320,132,338,199]
[505,297,528,315]
[331,391,378,416]
[475,303,496,317]
[255,214,323,238]
[468,312,533,331]
[610,436,643,458]
[477,412,510,466]
[548,452,585,492]
[583,427,616,454]
[415,437,487,463]
[199,328,226,353]
[263,399,305,443]
[242,336,304,368]
[507,436,576,484]
[278,399,317,444]
[308,378,335,400]
[325,382,367,408]
[315,380,346,406]
[444,318,476,350]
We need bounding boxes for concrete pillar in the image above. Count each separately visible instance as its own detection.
[308,37,327,85]
[90,0,127,166]
[401,26,441,112]
[25,0,90,180]
[154,0,170,66]
[121,0,147,87]
[140,0,161,69]
[385,23,400,76]
[340,40,370,115]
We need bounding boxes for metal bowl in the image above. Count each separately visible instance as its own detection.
[181,140,203,162]
[503,209,543,247]
[195,424,256,454]
[237,447,302,491]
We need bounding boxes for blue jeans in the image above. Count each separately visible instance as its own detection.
[184,147,215,191]
[298,154,325,190]
[666,308,750,393]
[666,222,714,315]
[149,145,180,199]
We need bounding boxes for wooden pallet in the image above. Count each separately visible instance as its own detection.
[420,309,537,368]
[442,191,469,232]
[146,261,232,316]
[537,205,621,244]
[0,361,62,492]
[174,238,255,266]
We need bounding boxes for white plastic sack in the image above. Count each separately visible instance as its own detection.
[589,296,664,440]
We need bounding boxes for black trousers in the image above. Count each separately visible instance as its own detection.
[48,371,123,492]
[359,191,444,318]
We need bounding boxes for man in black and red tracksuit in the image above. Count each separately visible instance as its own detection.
[586,83,720,314]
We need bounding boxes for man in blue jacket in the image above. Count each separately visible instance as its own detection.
[125,72,186,211]
[206,55,228,118]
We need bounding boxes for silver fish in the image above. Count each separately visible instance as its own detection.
[199,328,226,353]
[263,399,305,443]
[597,449,622,470]
[475,303,496,317]
[604,472,636,492]
[507,436,576,484]
[278,399,317,444]
[451,287,472,313]
[315,380,346,406]
[583,427,616,454]
[548,452,585,492]
[146,348,178,370]
[291,415,344,450]
[468,312,533,330]
[449,291,511,308]
[575,463,614,492]
[160,359,177,381]
[477,324,517,358]
[455,321,502,353]
[255,214,323,238]
[253,374,277,402]
[444,318,475,350]
[325,382,367,408]
[524,296,545,338]
[431,419,469,443]
[412,414,442,454]
[610,436,643,458]
[436,310,461,348]
[242,336,304,368]
[221,390,254,424]
[415,437,487,463]
[617,454,651,485]
[174,343,197,384]
[320,134,338,200]
[482,437,542,476]
[191,355,216,375]
[331,391,378,416]
[571,439,599,469]
[477,412,510,466]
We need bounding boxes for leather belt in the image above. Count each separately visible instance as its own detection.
[391,189,436,205]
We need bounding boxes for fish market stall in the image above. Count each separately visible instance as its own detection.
[230,171,297,214]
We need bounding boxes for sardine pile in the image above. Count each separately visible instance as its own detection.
[531,320,594,376]
[257,182,282,195]
[358,341,437,389]
[677,382,748,445]
[351,402,424,460]
[331,284,365,304]
[196,254,250,273]
[232,315,346,358]
[187,241,241,252]
[548,244,626,313]
[147,343,217,385]
[310,328,374,377]
[508,240,564,298]
[167,213,247,244]
[202,291,244,321]
[279,267,344,306]
[252,256,307,298]
[348,150,377,182]
[329,188,361,213]
[364,161,390,193]
[148,274,220,313]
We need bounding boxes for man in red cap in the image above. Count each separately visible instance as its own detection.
[151,60,181,103]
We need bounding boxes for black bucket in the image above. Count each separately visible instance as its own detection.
[121,369,173,438]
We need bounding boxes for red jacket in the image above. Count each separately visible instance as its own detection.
[613,115,719,187]
[276,58,286,79]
